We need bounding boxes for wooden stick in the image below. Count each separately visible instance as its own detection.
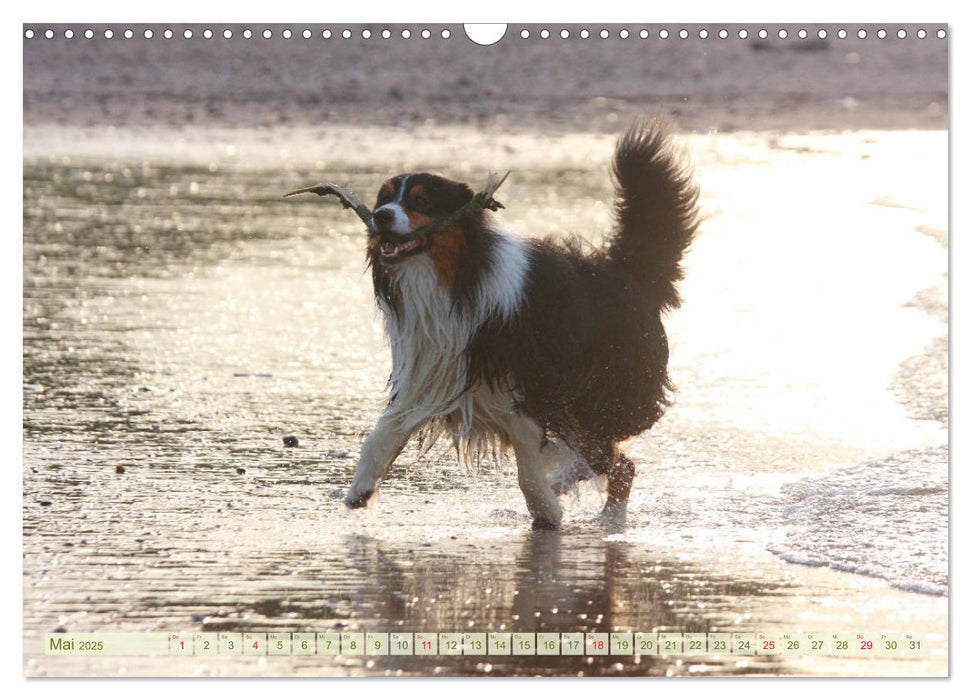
[405,171,511,240]
[283,183,376,233]
[284,171,511,240]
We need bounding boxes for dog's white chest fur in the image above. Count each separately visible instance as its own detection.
[377,231,530,440]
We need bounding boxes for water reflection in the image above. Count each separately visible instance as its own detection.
[184,531,790,675]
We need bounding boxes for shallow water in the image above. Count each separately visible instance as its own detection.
[22,128,948,676]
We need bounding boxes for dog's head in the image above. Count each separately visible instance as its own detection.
[369,173,501,264]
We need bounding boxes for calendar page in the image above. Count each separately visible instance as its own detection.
[21,13,948,679]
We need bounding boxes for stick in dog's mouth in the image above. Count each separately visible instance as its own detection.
[284,170,511,240]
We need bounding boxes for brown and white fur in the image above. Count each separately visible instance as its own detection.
[343,121,698,529]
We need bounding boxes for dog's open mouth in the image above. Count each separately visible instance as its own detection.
[379,237,426,262]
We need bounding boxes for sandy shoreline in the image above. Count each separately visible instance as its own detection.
[24,23,947,134]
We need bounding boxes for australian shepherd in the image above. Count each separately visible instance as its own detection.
[341,121,698,529]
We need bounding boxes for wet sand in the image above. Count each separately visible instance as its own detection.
[22,123,947,676]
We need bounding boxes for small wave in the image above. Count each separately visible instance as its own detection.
[769,545,948,596]
[772,446,948,596]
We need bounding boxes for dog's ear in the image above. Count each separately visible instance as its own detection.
[452,181,476,206]
[432,179,476,214]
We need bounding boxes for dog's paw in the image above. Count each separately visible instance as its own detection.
[344,489,373,509]
[595,503,628,532]
[531,517,561,531]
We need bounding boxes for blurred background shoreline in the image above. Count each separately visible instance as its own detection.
[24,23,948,137]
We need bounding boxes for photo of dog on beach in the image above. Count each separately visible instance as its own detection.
[23,24,948,677]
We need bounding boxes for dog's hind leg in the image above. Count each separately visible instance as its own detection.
[600,452,635,528]
[571,434,632,528]
[345,412,413,509]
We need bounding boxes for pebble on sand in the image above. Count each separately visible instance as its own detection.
[283,434,299,448]
[327,448,359,459]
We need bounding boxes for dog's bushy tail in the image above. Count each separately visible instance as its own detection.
[607,119,699,310]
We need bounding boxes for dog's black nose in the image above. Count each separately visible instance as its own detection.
[373,208,394,226]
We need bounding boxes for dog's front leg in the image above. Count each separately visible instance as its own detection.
[503,416,563,530]
[344,413,412,508]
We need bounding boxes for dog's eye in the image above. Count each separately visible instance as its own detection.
[410,194,429,208]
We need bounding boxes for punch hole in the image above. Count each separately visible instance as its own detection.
[143,29,153,39]
[361,29,371,39]
[679,29,688,39]
[897,29,907,39]
[520,29,529,39]
[877,29,887,39]
[937,29,946,39]
[719,29,728,39]
[778,29,788,39]
[224,29,233,39]
[441,29,451,39]
[203,29,213,39]
[302,29,311,39]
[758,29,768,39]
[580,29,589,39]
[659,29,669,39]
[124,29,133,39]
[639,29,648,39]
[698,29,708,39]
[164,29,172,39]
[104,29,113,39]
[619,29,629,39]
[342,29,351,39]
[382,29,391,39]
[64,29,74,39]
[540,29,550,39]
[85,29,94,39]
[738,29,748,39]
[322,29,332,39]
[183,29,192,39]
[600,29,609,39]
[464,24,506,45]
[798,29,807,39]
[560,29,570,39]
[421,29,430,39]
[24,28,33,39]
[264,29,274,39]
[243,29,252,39]
[283,29,293,39]
[858,29,867,39]
[837,29,847,39]
[402,29,411,39]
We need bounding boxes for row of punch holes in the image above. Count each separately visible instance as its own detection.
[24,25,948,43]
